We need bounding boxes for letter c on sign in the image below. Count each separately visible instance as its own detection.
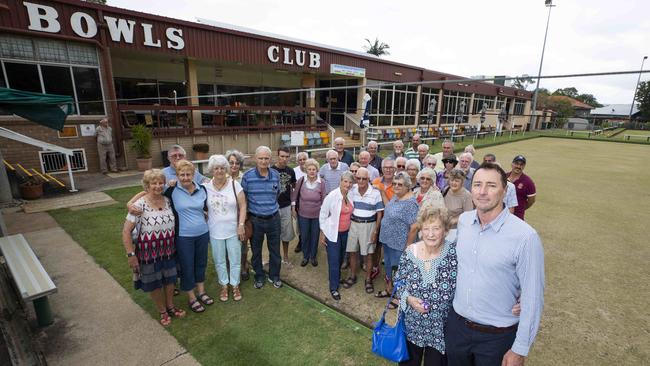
[267,46,279,63]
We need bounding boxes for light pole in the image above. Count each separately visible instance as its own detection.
[628,55,648,125]
[527,0,556,135]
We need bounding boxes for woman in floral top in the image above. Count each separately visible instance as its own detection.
[394,205,455,366]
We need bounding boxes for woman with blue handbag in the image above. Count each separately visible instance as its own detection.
[394,205,456,366]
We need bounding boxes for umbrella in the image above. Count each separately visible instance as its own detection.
[0,87,75,131]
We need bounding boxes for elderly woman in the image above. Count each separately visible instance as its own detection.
[464,144,480,170]
[226,149,250,280]
[406,158,421,190]
[319,171,355,301]
[122,169,185,326]
[436,154,458,191]
[204,155,247,302]
[422,154,437,171]
[291,158,326,267]
[376,172,419,305]
[414,168,444,209]
[349,162,361,178]
[443,169,474,229]
[163,160,213,313]
[393,206,456,366]
[293,151,308,181]
[395,156,408,173]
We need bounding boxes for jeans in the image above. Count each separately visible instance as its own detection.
[325,231,349,292]
[250,213,281,282]
[210,235,242,287]
[176,232,210,292]
[297,215,320,261]
[445,307,517,366]
[383,244,403,281]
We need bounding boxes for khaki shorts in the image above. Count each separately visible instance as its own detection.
[346,221,376,255]
[279,206,296,242]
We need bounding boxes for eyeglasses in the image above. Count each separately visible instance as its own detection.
[419,177,433,181]
[350,170,358,174]
[169,154,184,159]
[356,177,369,181]
[396,165,405,168]
[229,161,240,166]
[391,182,404,187]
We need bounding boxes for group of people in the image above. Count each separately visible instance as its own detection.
[121,134,543,366]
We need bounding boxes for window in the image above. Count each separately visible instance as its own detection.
[0,35,34,59]
[73,67,104,115]
[42,65,75,98]
[4,62,41,92]
[513,99,526,115]
[440,91,471,124]
[35,39,68,63]
[198,84,215,106]
[39,149,87,174]
[158,81,187,106]
[472,94,495,114]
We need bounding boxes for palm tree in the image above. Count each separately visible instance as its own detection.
[364,38,390,57]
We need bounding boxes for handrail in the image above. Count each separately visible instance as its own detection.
[343,113,366,146]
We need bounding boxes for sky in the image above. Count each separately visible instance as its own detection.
[109,0,650,105]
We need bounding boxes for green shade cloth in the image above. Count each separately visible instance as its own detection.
[0,87,75,131]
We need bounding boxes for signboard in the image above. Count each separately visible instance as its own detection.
[330,64,366,78]
[57,125,78,138]
[290,131,305,146]
[80,124,96,137]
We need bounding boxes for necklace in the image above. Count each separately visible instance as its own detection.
[213,178,228,191]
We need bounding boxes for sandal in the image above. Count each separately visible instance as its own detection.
[219,287,229,302]
[375,289,390,298]
[188,299,205,313]
[233,286,242,301]
[167,306,186,318]
[173,288,180,296]
[387,300,399,310]
[198,293,214,306]
[342,277,357,289]
[159,311,172,326]
[365,280,374,294]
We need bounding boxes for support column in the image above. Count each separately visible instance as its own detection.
[414,85,422,126]
[508,98,515,129]
[436,89,444,125]
[301,74,317,124]
[185,58,201,128]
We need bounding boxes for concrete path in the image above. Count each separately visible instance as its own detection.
[23,192,115,213]
[4,212,199,366]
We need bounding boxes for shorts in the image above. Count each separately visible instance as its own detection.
[279,205,296,242]
[133,256,178,292]
[346,221,376,255]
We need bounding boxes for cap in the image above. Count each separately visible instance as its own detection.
[512,155,527,164]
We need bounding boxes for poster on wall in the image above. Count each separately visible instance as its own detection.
[57,125,79,138]
[290,131,305,146]
[80,124,96,137]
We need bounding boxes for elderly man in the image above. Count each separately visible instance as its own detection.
[366,140,383,174]
[95,118,118,173]
[370,158,396,279]
[395,156,408,173]
[464,145,481,170]
[433,139,454,171]
[294,151,308,181]
[404,133,421,160]
[417,143,430,167]
[458,152,476,191]
[482,153,497,164]
[271,147,297,266]
[334,137,354,166]
[242,146,283,289]
[387,139,405,160]
[343,167,384,293]
[319,149,349,194]
[162,145,207,187]
[357,151,380,181]
[446,162,544,366]
[507,155,537,221]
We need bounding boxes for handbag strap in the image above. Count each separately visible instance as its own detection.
[232,178,240,217]
[379,280,404,320]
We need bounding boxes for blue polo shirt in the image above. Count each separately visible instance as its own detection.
[241,167,280,216]
[166,184,209,237]
[162,166,206,188]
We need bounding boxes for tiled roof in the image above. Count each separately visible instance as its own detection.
[547,95,594,109]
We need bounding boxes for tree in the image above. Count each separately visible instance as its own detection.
[636,81,650,119]
[364,38,390,57]
[545,97,574,127]
[575,93,602,108]
[552,87,579,98]
[513,75,536,90]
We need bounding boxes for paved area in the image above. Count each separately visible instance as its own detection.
[4,211,199,366]
[23,191,116,213]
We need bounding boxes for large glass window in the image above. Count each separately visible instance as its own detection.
[513,99,526,115]
[42,65,74,97]
[4,62,41,92]
[440,91,471,124]
[158,81,187,106]
[198,84,215,106]
[318,79,359,126]
[73,67,104,115]
[419,87,440,124]
[472,94,495,114]
[367,83,417,127]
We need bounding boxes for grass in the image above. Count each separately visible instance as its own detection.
[50,187,389,366]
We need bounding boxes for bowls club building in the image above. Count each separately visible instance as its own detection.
[0,0,534,174]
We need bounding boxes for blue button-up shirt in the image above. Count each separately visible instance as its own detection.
[241,167,280,216]
[319,162,349,195]
[453,208,544,357]
[162,166,206,189]
[167,184,209,237]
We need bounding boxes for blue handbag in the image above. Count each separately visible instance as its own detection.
[371,282,409,363]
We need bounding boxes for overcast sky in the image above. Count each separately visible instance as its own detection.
[109,0,650,104]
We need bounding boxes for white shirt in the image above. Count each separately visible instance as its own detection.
[319,188,351,242]
[294,166,306,182]
[504,181,519,208]
[204,178,243,240]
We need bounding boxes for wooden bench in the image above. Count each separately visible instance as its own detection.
[451,134,466,142]
[0,234,57,326]
[624,134,650,142]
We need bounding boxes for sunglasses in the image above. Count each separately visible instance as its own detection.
[356,177,369,181]
[420,177,433,181]
[350,170,358,173]
[397,165,406,168]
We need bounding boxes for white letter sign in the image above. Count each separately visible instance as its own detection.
[24,2,60,33]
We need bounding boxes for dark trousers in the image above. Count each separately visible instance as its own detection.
[176,232,210,291]
[445,307,517,366]
[399,340,446,366]
[297,215,320,261]
[250,213,281,282]
[325,231,348,291]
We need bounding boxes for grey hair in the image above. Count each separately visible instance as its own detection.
[442,139,454,147]
[168,144,187,157]
[326,150,338,159]
[393,171,412,188]
[423,154,437,165]
[350,162,361,169]
[304,158,320,171]
[296,151,308,161]
[395,156,407,165]
[459,152,473,161]
[359,151,370,158]
[417,143,430,152]
[367,140,378,148]
[340,171,355,183]
[226,149,245,166]
[334,137,345,144]
[381,157,395,168]
[256,145,272,155]
[464,145,476,155]
[207,154,229,172]
[417,167,436,180]
[406,159,421,172]
[393,139,404,147]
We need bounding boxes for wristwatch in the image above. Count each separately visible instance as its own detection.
[126,252,136,258]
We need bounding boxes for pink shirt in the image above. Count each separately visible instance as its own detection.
[338,200,353,232]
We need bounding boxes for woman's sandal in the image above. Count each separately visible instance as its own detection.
[167,306,186,318]
[233,286,242,301]
[188,299,205,313]
[375,289,390,298]
[365,280,374,294]
[197,293,214,306]
[342,277,357,289]
[219,287,229,302]
[159,311,172,326]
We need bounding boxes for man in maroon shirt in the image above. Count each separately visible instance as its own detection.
[507,155,536,221]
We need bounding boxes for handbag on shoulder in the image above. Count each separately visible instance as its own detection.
[371,281,409,363]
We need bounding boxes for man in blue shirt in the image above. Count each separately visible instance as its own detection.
[446,162,545,366]
[162,145,207,187]
[334,137,354,166]
[241,146,282,289]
